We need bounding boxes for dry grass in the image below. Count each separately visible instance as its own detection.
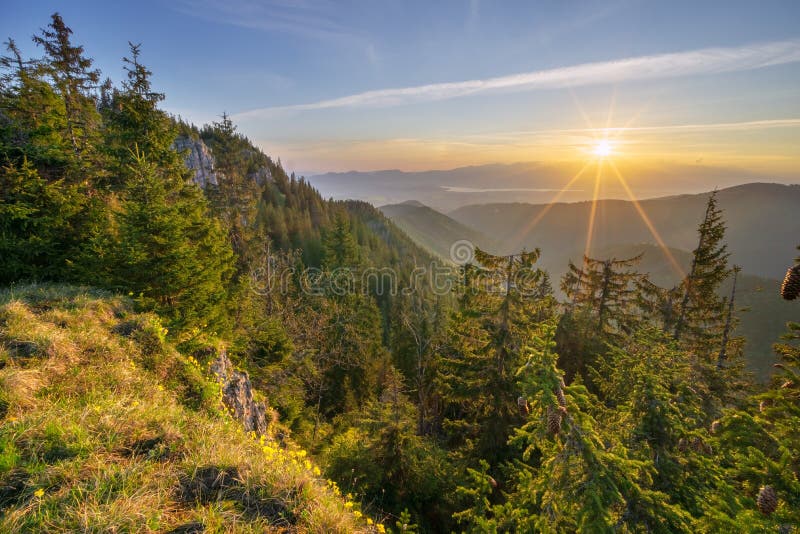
[0,284,373,533]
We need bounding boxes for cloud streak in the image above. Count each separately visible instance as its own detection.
[463,118,800,141]
[235,39,800,119]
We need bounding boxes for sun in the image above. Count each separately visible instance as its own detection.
[593,139,613,157]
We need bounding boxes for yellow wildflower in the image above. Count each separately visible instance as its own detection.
[34,488,44,498]
[366,518,373,525]
[344,501,354,509]
[353,510,362,519]
[377,524,386,533]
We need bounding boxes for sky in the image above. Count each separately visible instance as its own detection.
[3,0,800,180]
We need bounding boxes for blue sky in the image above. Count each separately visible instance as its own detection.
[3,1,800,175]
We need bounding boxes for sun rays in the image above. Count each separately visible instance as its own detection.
[510,95,686,281]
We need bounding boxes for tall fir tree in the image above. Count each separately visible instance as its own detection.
[111,151,234,334]
[32,13,101,169]
[438,248,554,465]
[673,191,731,353]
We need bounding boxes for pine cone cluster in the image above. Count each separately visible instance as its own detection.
[781,265,800,300]
[757,485,778,515]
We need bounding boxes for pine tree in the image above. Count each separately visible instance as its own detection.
[102,42,183,188]
[111,151,234,334]
[438,248,554,464]
[673,191,730,353]
[32,13,100,162]
[0,159,82,282]
[562,253,644,336]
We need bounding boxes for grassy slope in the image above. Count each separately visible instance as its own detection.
[0,285,373,533]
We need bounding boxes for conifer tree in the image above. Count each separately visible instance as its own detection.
[111,151,234,333]
[673,191,730,352]
[456,326,692,532]
[698,320,800,530]
[0,159,82,282]
[557,253,643,386]
[0,38,75,171]
[32,13,100,162]
[716,265,741,369]
[562,253,644,336]
[438,248,553,464]
[102,42,184,188]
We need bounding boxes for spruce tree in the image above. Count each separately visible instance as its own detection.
[0,159,82,282]
[111,151,234,334]
[562,253,644,336]
[557,253,643,386]
[102,42,183,188]
[32,13,100,163]
[438,248,553,464]
[673,191,730,353]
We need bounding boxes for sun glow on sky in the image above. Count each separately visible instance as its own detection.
[593,140,613,157]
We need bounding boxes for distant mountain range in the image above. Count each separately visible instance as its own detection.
[307,161,796,211]
[379,183,800,380]
[449,183,799,280]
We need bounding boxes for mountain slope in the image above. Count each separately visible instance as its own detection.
[0,285,370,533]
[379,201,494,262]
[450,183,800,279]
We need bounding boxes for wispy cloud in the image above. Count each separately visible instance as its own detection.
[173,0,359,43]
[464,118,800,141]
[234,39,800,119]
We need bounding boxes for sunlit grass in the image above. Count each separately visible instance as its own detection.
[0,284,371,533]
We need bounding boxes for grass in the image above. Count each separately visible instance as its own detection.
[0,284,374,533]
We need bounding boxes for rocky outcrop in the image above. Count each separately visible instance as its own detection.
[174,136,218,188]
[248,166,271,186]
[209,349,270,435]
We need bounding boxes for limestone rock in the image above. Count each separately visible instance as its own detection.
[174,136,218,188]
[209,349,270,436]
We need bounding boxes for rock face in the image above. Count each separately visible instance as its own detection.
[248,166,271,186]
[209,349,270,435]
[174,136,218,188]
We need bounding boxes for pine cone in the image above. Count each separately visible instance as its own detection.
[690,437,713,455]
[517,396,530,417]
[546,405,562,435]
[781,265,800,300]
[555,382,567,408]
[757,485,778,515]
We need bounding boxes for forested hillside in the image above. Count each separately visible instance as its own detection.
[1,14,798,533]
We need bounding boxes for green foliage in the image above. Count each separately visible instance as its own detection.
[674,191,731,353]
[2,13,797,533]
[438,248,555,464]
[0,160,84,283]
